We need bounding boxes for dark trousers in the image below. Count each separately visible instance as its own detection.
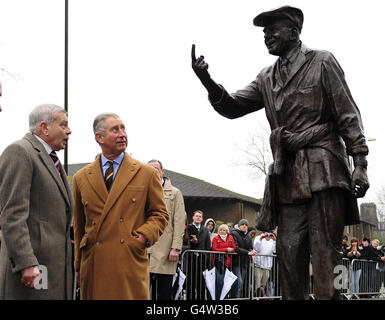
[277,188,346,300]
[150,273,173,300]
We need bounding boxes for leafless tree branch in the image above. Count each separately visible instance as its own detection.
[234,126,272,178]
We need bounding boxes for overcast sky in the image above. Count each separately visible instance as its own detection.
[0,0,383,208]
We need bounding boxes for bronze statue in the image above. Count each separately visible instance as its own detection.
[191,6,369,300]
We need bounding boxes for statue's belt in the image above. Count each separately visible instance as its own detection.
[269,122,336,202]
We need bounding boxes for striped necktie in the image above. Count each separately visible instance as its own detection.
[49,150,61,173]
[104,160,114,191]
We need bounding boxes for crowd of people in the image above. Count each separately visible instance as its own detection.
[342,235,385,296]
[176,210,277,300]
[161,214,385,300]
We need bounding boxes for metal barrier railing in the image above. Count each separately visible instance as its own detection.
[179,249,238,300]
[73,249,383,300]
[173,250,385,300]
[348,259,385,298]
[308,257,351,298]
[178,249,279,300]
[250,252,281,299]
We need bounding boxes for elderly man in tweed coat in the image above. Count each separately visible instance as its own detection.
[0,104,73,299]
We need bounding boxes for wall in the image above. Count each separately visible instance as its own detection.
[184,198,259,229]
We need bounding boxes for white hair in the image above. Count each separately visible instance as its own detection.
[218,224,230,234]
[29,104,66,134]
[93,112,120,136]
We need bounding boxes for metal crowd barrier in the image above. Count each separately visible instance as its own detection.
[174,250,385,300]
[346,259,385,299]
[178,249,280,300]
[72,248,384,300]
[308,257,351,299]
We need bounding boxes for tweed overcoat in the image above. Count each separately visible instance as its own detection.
[72,153,169,300]
[148,177,186,275]
[0,133,74,299]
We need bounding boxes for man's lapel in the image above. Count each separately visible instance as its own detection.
[96,153,141,234]
[59,164,74,220]
[282,43,313,88]
[85,154,108,203]
[24,133,71,208]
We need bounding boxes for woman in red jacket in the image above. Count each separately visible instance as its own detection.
[211,224,236,272]
[210,224,236,299]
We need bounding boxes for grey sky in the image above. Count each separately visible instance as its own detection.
[0,0,383,206]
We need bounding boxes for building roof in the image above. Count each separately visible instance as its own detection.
[164,169,261,205]
[67,163,261,206]
[68,163,89,178]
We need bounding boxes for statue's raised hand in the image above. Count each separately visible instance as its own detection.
[191,44,210,83]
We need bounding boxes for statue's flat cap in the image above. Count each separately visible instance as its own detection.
[253,6,303,31]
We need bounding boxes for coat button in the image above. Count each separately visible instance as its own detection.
[96,241,100,245]
[120,218,124,222]
[120,239,124,244]
[132,198,136,203]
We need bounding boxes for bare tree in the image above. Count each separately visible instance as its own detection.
[0,66,21,81]
[234,125,272,178]
[0,67,17,79]
[376,185,385,226]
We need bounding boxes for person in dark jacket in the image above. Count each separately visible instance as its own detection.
[358,237,372,295]
[186,210,211,299]
[359,238,371,259]
[365,239,385,296]
[230,219,257,298]
[342,235,349,256]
